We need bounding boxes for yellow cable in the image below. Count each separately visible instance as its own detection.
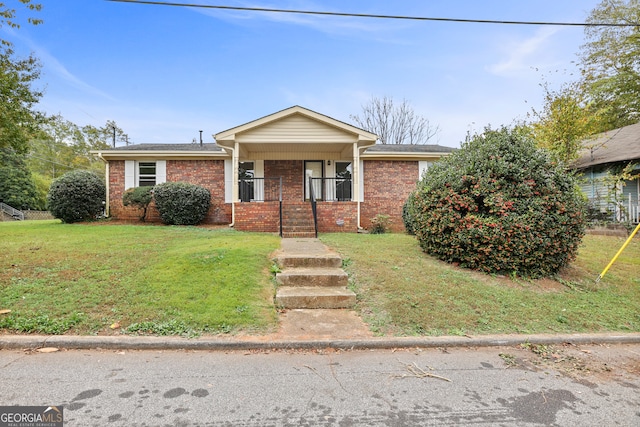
[596,222,640,283]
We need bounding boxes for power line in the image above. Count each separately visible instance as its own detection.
[107,0,639,27]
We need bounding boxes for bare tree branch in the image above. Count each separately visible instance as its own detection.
[350,96,439,144]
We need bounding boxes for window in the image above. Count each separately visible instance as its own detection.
[238,162,255,202]
[138,162,156,186]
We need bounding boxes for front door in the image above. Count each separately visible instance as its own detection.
[304,161,323,200]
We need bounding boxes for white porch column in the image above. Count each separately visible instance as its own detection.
[352,142,360,203]
[232,141,240,202]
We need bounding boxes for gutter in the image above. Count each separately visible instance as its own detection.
[96,152,110,217]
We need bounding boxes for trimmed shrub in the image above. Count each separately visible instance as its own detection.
[409,126,586,278]
[402,192,418,235]
[47,170,105,223]
[153,182,210,225]
[122,186,154,221]
[370,214,392,234]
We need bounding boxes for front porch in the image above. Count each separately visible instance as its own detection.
[231,161,360,237]
[214,106,378,236]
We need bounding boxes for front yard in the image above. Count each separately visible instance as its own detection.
[321,233,640,336]
[0,220,280,336]
[1,220,639,336]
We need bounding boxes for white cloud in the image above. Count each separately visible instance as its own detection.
[487,27,561,76]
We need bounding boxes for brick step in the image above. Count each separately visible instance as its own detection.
[275,286,356,309]
[276,267,348,287]
[282,225,315,232]
[276,253,342,268]
[282,231,317,238]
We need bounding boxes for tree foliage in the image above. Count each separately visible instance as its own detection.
[0,1,42,48]
[0,49,43,153]
[580,0,640,128]
[122,186,154,221]
[0,1,43,153]
[47,170,105,223]
[0,147,41,209]
[407,127,586,278]
[28,115,114,181]
[350,96,439,145]
[529,81,607,164]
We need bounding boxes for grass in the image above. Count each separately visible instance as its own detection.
[320,232,640,336]
[0,220,280,336]
[2,220,639,337]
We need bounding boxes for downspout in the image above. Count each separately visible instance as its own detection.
[226,142,239,228]
[97,152,109,217]
[355,140,376,230]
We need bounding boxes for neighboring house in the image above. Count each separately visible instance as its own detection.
[573,122,640,223]
[94,106,455,235]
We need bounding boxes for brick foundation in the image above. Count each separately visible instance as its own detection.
[234,201,281,232]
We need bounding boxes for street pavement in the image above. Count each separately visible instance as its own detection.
[1,309,640,426]
[0,344,639,426]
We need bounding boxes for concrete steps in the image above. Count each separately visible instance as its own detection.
[274,238,355,309]
[275,286,356,309]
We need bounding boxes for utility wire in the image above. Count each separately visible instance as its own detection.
[107,0,640,27]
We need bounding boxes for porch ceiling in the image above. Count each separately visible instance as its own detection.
[239,142,354,160]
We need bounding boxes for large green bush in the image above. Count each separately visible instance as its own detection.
[408,127,586,278]
[47,170,105,223]
[122,186,154,221]
[153,182,210,225]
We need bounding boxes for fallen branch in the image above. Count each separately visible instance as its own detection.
[393,361,451,382]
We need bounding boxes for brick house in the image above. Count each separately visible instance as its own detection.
[95,106,455,235]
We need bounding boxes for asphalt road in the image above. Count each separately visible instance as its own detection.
[1,344,639,426]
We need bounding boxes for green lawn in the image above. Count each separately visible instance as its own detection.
[320,232,640,336]
[0,220,280,336]
[2,220,639,337]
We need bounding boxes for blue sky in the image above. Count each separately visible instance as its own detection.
[6,0,601,148]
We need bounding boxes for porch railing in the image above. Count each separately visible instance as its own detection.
[589,194,640,224]
[308,176,318,238]
[0,202,24,221]
[309,178,353,201]
[238,177,283,202]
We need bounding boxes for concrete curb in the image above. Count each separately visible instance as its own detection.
[2,333,640,352]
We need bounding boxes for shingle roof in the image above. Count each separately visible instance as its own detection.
[574,122,640,169]
[104,143,225,152]
[363,144,456,154]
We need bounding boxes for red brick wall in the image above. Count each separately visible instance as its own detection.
[265,160,303,201]
[361,160,419,232]
[317,202,358,232]
[166,160,231,224]
[107,159,231,224]
[234,201,280,232]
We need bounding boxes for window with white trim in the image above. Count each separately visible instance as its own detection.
[138,162,157,187]
[124,160,166,190]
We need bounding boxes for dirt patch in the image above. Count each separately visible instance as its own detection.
[500,342,640,385]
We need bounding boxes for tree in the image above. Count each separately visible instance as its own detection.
[0,1,43,153]
[0,50,43,153]
[0,1,42,48]
[0,147,42,209]
[406,126,586,278]
[350,96,439,144]
[580,0,640,128]
[28,116,118,181]
[529,81,607,164]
